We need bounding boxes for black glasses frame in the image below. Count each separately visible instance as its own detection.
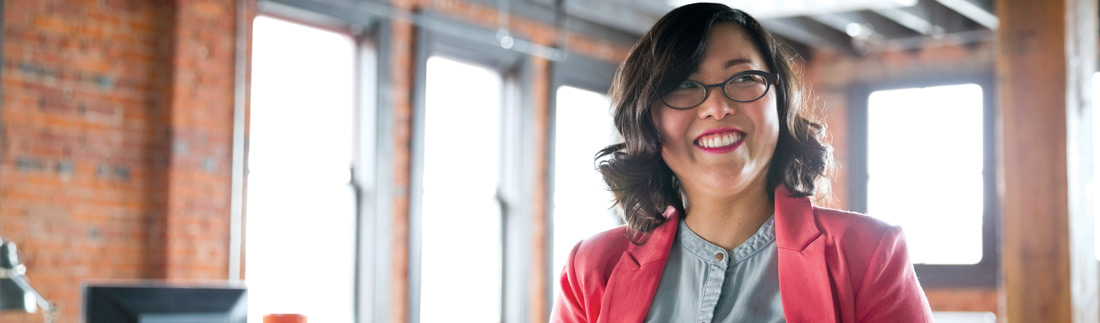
[661,70,780,110]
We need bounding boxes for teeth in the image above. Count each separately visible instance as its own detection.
[697,132,743,148]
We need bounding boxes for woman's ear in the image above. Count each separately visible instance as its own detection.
[647,104,664,139]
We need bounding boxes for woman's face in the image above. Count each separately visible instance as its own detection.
[652,23,780,199]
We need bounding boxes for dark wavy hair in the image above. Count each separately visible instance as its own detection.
[596,3,832,244]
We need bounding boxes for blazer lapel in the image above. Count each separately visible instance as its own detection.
[600,207,679,323]
[774,186,839,322]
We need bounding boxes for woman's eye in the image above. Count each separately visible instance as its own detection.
[676,82,696,89]
[731,75,754,84]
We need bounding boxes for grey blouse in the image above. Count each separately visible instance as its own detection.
[644,216,786,323]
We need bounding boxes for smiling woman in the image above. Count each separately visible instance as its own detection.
[551,3,933,322]
[651,24,782,243]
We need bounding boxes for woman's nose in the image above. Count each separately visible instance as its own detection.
[696,89,736,120]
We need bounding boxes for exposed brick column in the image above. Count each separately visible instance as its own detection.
[161,0,238,281]
[528,55,551,323]
[387,5,419,323]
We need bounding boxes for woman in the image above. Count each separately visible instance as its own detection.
[552,3,933,323]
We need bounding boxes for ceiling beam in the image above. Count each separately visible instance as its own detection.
[808,13,886,41]
[842,11,921,38]
[872,7,945,35]
[862,29,992,52]
[761,17,856,54]
[563,0,659,34]
[935,0,999,30]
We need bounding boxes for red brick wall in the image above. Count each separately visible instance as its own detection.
[0,0,237,321]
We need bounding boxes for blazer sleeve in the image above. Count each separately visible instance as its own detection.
[550,242,588,323]
[855,227,934,323]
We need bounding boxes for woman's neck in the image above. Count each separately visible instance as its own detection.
[681,183,774,251]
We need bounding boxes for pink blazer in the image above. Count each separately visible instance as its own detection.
[551,186,934,322]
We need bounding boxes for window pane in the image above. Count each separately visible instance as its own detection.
[933,312,996,323]
[1094,72,1100,261]
[552,86,618,283]
[245,16,356,323]
[867,84,984,264]
[419,56,502,322]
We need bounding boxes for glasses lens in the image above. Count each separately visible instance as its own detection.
[724,74,769,102]
[663,82,705,109]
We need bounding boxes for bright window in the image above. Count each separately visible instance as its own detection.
[245,16,357,323]
[867,84,984,265]
[552,86,619,284]
[1094,72,1100,261]
[418,56,503,323]
[933,312,996,323]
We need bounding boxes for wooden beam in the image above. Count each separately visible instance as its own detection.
[997,0,1098,321]
[870,7,943,36]
[564,0,660,35]
[761,17,856,54]
[938,0,998,30]
[842,11,920,38]
[808,13,872,38]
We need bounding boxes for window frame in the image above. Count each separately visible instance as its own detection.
[409,13,534,323]
[849,73,998,288]
[248,1,387,322]
[545,53,618,311]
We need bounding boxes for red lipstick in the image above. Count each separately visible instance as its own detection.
[694,127,745,153]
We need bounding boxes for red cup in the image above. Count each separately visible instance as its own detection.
[263,314,307,323]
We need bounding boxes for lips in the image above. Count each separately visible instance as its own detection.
[694,128,745,152]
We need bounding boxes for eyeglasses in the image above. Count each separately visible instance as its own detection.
[660,70,779,110]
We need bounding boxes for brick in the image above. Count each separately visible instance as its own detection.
[0,0,238,317]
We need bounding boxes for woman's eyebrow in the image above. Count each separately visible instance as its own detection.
[723,58,753,69]
[691,58,755,74]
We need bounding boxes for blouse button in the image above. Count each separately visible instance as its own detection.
[715,253,724,262]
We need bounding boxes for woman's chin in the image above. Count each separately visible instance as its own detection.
[692,169,768,194]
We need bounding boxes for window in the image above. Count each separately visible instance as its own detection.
[551,86,618,285]
[853,76,996,287]
[245,16,358,322]
[547,56,620,308]
[866,84,984,264]
[1094,72,1100,261]
[416,56,505,322]
[408,25,531,323]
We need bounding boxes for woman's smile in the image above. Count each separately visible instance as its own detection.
[694,128,745,152]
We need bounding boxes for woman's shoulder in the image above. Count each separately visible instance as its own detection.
[569,225,633,271]
[811,206,901,245]
[809,205,930,318]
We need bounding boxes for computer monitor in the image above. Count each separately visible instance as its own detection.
[83,284,247,323]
